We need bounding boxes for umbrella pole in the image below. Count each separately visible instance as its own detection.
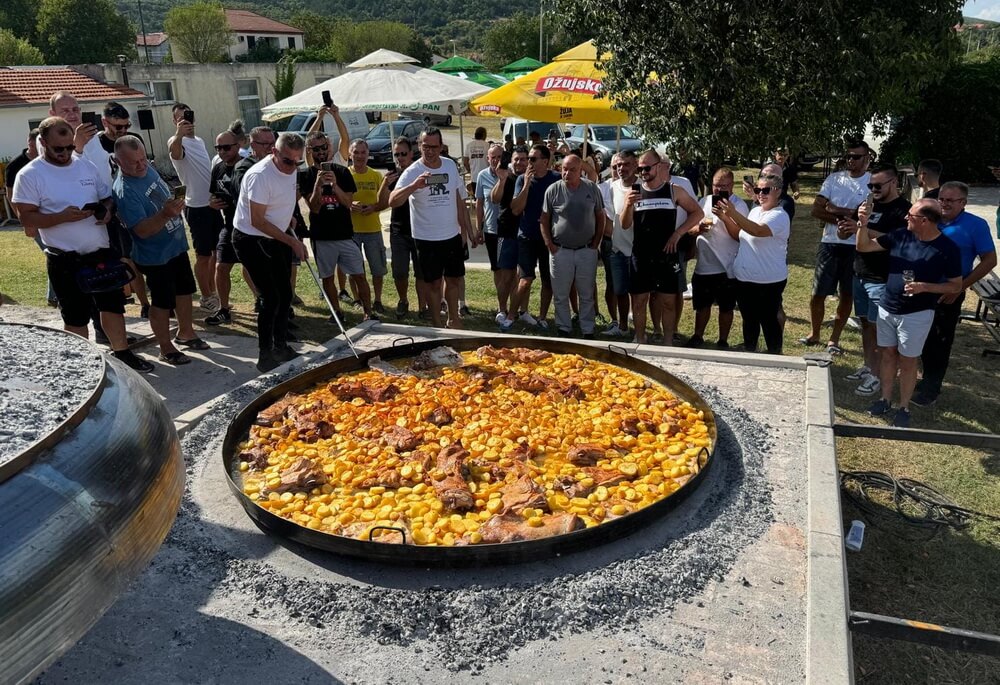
[459,114,465,176]
[616,125,621,153]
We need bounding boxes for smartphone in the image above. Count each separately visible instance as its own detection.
[82,201,107,220]
[182,109,195,124]
[320,161,335,172]
[631,183,642,193]
[426,173,448,185]
[173,184,186,200]
[743,174,754,187]
[712,193,728,207]
[322,90,333,107]
[82,112,102,129]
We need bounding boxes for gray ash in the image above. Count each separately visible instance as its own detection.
[0,324,104,464]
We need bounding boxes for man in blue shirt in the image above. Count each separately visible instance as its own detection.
[114,137,209,365]
[509,144,560,329]
[856,198,962,427]
[912,181,997,406]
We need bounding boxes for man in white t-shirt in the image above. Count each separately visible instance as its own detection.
[605,151,638,338]
[168,102,222,313]
[687,168,748,349]
[463,126,489,191]
[12,116,153,373]
[390,128,475,329]
[232,132,308,372]
[804,140,872,354]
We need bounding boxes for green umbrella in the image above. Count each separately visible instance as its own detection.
[447,70,508,88]
[499,56,545,78]
[432,55,487,73]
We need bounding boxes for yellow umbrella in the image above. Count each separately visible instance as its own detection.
[470,41,628,125]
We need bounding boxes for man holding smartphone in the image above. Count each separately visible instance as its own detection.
[168,102,222,314]
[379,137,426,319]
[205,129,244,325]
[490,145,529,331]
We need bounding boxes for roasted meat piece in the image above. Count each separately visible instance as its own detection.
[328,380,399,403]
[367,384,400,402]
[508,373,551,395]
[382,425,421,452]
[411,346,462,370]
[432,443,474,512]
[238,446,270,471]
[499,474,549,514]
[254,392,301,426]
[479,512,583,543]
[552,475,592,499]
[428,406,453,426]
[567,443,607,466]
[475,346,553,363]
[285,401,336,443]
[559,383,586,400]
[581,466,629,488]
[621,417,652,436]
[268,457,327,494]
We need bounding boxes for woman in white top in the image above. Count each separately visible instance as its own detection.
[715,174,790,354]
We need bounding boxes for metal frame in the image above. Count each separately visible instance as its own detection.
[849,611,1000,657]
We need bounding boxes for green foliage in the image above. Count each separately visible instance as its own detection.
[0,0,38,43]
[881,53,1000,182]
[292,20,432,65]
[0,28,44,65]
[480,11,592,71]
[36,0,136,63]
[164,1,232,63]
[270,55,297,100]
[287,10,341,50]
[236,40,284,63]
[559,0,964,163]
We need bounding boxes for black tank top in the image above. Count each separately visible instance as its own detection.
[633,182,678,257]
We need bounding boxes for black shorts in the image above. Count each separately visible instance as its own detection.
[110,216,133,258]
[184,205,224,257]
[600,238,613,289]
[812,242,855,298]
[516,235,552,286]
[485,232,500,271]
[216,225,240,265]
[691,272,737,312]
[390,233,423,281]
[414,234,466,282]
[629,256,681,295]
[46,247,126,327]
[137,252,197,310]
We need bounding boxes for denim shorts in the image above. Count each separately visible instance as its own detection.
[852,277,886,321]
[609,250,631,296]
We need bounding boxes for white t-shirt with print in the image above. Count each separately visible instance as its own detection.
[11,156,111,253]
[233,157,298,239]
[79,135,114,190]
[396,157,465,241]
[818,170,871,245]
[732,206,790,284]
[170,135,213,207]
[694,194,748,276]
[465,139,488,179]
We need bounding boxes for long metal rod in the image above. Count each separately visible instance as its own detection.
[833,422,1000,450]
[849,611,1000,657]
[303,258,359,358]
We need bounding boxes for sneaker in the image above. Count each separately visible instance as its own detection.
[205,308,232,325]
[273,345,298,363]
[910,391,938,408]
[684,334,704,349]
[845,365,871,381]
[536,319,549,331]
[855,374,880,397]
[495,311,508,325]
[351,299,363,310]
[396,300,409,318]
[556,328,572,338]
[459,304,471,317]
[199,294,221,313]
[650,333,664,344]
[364,311,381,322]
[519,311,539,326]
[418,308,431,321]
[112,349,154,374]
[499,318,515,332]
[373,300,386,314]
[440,300,448,315]
[716,340,730,350]
[338,289,353,304]
[256,350,281,372]
[867,398,892,416]
[140,304,150,319]
[892,407,911,428]
[682,284,693,300]
[602,322,623,337]
[673,333,684,344]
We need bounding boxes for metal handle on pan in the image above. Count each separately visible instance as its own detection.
[607,344,631,358]
[391,336,415,348]
[368,525,408,543]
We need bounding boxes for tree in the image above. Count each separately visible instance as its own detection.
[0,0,37,43]
[164,1,232,64]
[881,51,1000,182]
[481,11,591,71]
[35,0,135,64]
[270,55,297,101]
[0,28,44,65]
[558,0,964,163]
[288,10,342,52]
[323,20,432,65]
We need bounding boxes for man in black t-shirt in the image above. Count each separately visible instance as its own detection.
[841,165,911,397]
[205,130,243,325]
[299,131,374,320]
[379,136,425,319]
[491,145,528,331]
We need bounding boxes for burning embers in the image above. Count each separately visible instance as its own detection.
[236,346,709,547]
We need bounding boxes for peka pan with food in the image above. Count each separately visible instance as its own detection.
[222,338,717,565]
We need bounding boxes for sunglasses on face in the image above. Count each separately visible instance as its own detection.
[215,143,235,151]
[310,144,329,152]
[938,197,965,203]
[48,144,74,154]
[527,156,540,162]
[637,165,657,173]
[752,187,774,195]
[867,182,889,191]
[110,123,131,131]
[393,152,409,157]
[845,153,866,160]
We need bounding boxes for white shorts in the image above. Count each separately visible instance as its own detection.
[876,306,934,357]
[314,239,364,279]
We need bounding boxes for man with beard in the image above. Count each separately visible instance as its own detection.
[490,145,529,331]
[205,129,244,326]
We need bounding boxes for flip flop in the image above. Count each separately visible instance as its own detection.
[159,351,192,365]
[826,343,844,355]
[798,337,822,346]
[174,337,210,351]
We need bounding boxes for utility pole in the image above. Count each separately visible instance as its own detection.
[538,0,544,62]
[138,0,151,64]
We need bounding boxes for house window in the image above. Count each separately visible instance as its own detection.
[247,35,256,50]
[134,80,174,103]
[287,36,296,49]
[236,78,262,128]
[238,35,245,43]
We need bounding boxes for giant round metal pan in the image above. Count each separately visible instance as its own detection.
[222,337,717,566]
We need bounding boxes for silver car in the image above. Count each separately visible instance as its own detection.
[563,124,645,170]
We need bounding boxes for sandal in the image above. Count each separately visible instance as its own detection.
[825,343,844,355]
[798,337,822,346]
[174,337,210,351]
[159,351,192,365]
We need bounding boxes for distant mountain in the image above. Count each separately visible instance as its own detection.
[962,15,1000,27]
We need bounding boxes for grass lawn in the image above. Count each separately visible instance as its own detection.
[2,169,998,682]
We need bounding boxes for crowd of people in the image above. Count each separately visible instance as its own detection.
[5,91,998,426]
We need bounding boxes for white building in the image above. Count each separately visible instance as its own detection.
[135,33,171,65]
[224,9,304,60]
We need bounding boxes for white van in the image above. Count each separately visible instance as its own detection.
[270,110,371,162]
[501,118,562,145]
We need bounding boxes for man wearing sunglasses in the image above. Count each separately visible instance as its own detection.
[912,181,996,407]
[204,130,244,326]
[805,140,873,355]
[840,165,911,397]
[168,102,222,315]
[12,117,152,373]
[856,199,961,427]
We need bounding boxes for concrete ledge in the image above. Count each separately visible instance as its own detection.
[806,365,835,428]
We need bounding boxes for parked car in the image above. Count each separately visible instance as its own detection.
[563,124,645,170]
[365,119,426,168]
[269,110,371,163]
[501,118,561,145]
[399,110,453,127]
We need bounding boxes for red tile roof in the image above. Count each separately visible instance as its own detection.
[0,67,149,108]
[224,9,302,35]
[136,32,169,47]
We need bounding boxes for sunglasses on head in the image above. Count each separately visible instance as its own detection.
[48,144,74,154]
[752,187,774,195]
[309,144,329,152]
[214,143,235,151]
[845,153,866,160]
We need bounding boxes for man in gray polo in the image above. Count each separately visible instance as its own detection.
[540,154,605,338]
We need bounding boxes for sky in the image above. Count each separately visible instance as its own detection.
[965,0,1000,21]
